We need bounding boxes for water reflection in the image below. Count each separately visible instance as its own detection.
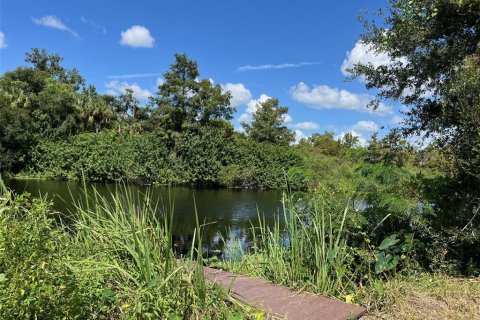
[5,179,283,257]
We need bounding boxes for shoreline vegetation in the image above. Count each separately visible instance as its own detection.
[1,0,480,318]
[1,182,479,319]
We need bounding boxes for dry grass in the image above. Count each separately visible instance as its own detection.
[359,274,480,320]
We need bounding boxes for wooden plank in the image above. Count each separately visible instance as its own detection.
[204,267,366,320]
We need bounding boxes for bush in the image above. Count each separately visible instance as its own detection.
[0,187,251,319]
[173,126,233,186]
[28,132,174,183]
[220,139,305,189]
[26,130,307,190]
[0,192,108,319]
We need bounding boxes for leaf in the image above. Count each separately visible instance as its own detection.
[345,294,353,304]
[101,288,115,299]
[327,248,337,262]
[374,280,383,294]
[0,273,6,283]
[378,234,400,250]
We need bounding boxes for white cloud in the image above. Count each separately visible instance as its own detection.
[234,126,245,133]
[391,115,404,125]
[238,94,293,125]
[156,77,164,87]
[32,15,78,37]
[335,121,380,146]
[80,16,107,35]
[238,61,320,72]
[351,120,379,133]
[294,129,307,143]
[342,40,434,100]
[341,41,394,76]
[282,114,293,124]
[120,25,155,48]
[238,113,251,123]
[293,121,319,130]
[290,82,393,116]
[246,94,270,114]
[0,32,6,49]
[105,80,152,100]
[221,83,252,107]
[238,94,271,124]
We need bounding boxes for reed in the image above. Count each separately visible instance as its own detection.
[67,185,243,318]
[227,187,358,298]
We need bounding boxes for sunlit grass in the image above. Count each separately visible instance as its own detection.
[218,187,359,298]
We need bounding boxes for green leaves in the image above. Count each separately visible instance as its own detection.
[100,288,115,299]
[151,53,233,132]
[378,234,400,250]
[374,234,409,274]
[242,98,295,146]
[375,252,400,274]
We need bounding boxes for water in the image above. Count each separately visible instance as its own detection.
[5,179,283,257]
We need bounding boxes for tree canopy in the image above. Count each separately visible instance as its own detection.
[349,0,480,208]
[150,54,233,132]
[242,98,295,146]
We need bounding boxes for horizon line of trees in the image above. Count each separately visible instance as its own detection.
[0,48,389,175]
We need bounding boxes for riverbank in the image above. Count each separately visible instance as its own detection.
[1,183,479,319]
[21,131,308,190]
[0,185,257,319]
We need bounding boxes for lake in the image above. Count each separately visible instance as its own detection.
[5,179,283,257]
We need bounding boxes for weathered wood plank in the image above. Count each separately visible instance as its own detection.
[204,267,366,320]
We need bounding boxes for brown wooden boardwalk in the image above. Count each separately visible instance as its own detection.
[204,267,366,320]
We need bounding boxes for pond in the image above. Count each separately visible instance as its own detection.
[5,179,283,257]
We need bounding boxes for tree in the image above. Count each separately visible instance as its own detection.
[307,131,343,156]
[341,132,360,149]
[365,131,412,167]
[25,48,84,89]
[150,54,233,132]
[349,0,480,210]
[242,98,295,146]
[0,49,83,172]
[75,86,113,133]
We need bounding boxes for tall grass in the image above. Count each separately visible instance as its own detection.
[66,185,242,318]
[226,187,358,298]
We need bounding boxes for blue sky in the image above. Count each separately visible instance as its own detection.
[0,0,404,144]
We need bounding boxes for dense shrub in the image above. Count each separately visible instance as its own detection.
[28,132,174,183]
[26,130,307,190]
[0,192,108,319]
[218,138,305,189]
[172,126,233,186]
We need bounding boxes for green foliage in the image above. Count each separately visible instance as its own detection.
[365,131,413,167]
[173,126,233,185]
[150,53,233,132]
[0,186,251,319]
[300,131,344,157]
[295,132,358,189]
[28,132,174,183]
[219,138,305,189]
[374,234,412,274]
[75,85,115,133]
[27,129,306,189]
[223,187,363,298]
[352,0,480,228]
[0,192,106,319]
[242,98,295,146]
